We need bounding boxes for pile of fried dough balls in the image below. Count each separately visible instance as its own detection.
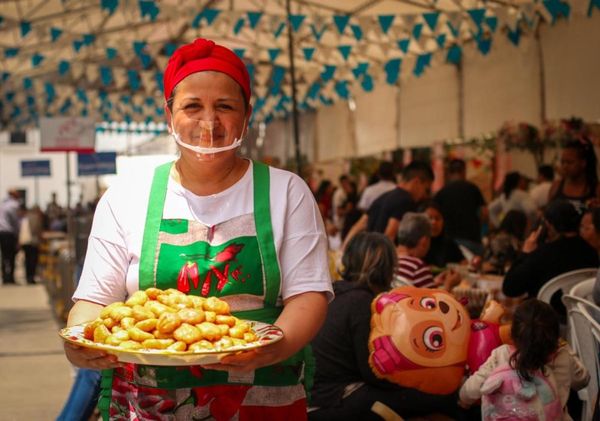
[83,288,258,352]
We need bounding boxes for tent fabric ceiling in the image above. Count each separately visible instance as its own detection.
[0,0,574,131]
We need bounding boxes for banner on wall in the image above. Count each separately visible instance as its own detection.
[20,160,51,177]
[77,152,117,176]
[40,117,95,152]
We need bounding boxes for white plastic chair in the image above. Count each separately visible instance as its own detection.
[570,277,598,302]
[562,294,600,421]
[537,268,598,304]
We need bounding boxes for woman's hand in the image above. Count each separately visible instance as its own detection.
[203,291,328,373]
[64,342,121,370]
[434,269,462,290]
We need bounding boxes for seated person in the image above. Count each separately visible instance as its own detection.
[481,210,528,274]
[503,200,599,313]
[310,232,462,420]
[580,207,600,253]
[420,201,465,269]
[394,212,461,290]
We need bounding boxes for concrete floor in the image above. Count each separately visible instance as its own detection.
[0,281,73,421]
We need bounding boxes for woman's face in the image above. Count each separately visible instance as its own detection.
[560,148,585,179]
[168,71,249,163]
[425,207,444,238]
[580,212,600,250]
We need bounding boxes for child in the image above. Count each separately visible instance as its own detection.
[459,299,589,421]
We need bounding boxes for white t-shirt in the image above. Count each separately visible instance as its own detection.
[74,160,333,305]
[357,180,396,211]
[530,181,552,209]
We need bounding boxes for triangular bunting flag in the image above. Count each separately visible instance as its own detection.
[50,27,63,42]
[31,53,45,67]
[20,21,31,37]
[289,14,305,32]
[397,38,410,53]
[333,15,350,34]
[334,80,350,99]
[203,9,221,26]
[543,0,571,23]
[58,60,70,75]
[247,11,262,29]
[413,53,431,77]
[351,24,363,40]
[163,43,177,57]
[45,83,56,104]
[270,66,286,96]
[233,17,245,35]
[352,62,369,79]
[274,22,286,39]
[139,0,160,21]
[73,40,84,53]
[486,16,498,32]
[303,47,315,61]
[477,36,492,55]
[77,88,89,104]
[310,23,328,41]
[101,0,119,15]
[23,78,32,90]
[446,44,462,64]
[127,70,141,90]
[337,45,352,61]
[378,15,395,34]
[384,58,402,84]
[82,34,95,46]
[588,0,600,15]
[422,12,440,31]
[233,48,245,58]
[412,23,423,40]
[320,65,336,82]
[361,74,374,92]
[100,66,113,86]
[468,8,486,28]
[268,48,280,62]
[507,28,521,46]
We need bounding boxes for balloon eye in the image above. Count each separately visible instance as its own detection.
[423,326,444,351]
[420,297,436,309]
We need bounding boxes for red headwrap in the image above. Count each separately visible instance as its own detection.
[163,38,251,104]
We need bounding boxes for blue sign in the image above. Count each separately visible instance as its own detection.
[77,152,117,176]
[21,160,51,177]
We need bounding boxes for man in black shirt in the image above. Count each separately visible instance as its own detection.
[344,161,434,245]
[434,159,486,255]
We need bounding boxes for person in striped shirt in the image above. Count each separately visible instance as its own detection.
[393,212,461,290]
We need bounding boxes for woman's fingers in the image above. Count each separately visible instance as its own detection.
[64,342,120,369]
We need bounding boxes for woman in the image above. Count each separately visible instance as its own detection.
[310,232,459,420]
[420,201,464,269]
[580,207,600,252]
[482,209,528,274]
[64,38,333,420]
[488,171,537,228]
[549,139,600,214]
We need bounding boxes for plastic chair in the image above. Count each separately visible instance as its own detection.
[570,277,597,302]
[537,268,598,304]
[562,294,600,421]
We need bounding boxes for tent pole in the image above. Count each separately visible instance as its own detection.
[286,0,302,176]
[66,151,71,210]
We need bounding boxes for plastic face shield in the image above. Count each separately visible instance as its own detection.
[171,118,245,159]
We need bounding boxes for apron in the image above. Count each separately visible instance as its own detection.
[98,161,313,421]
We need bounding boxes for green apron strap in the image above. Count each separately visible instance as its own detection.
[252,161,281,307]
[139,161,173,290]
[98,369,114,421]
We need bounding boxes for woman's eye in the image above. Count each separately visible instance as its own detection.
[420,297,436,309]
[423,326,444,351]
[184,103,200,109]
[217,104,233,110]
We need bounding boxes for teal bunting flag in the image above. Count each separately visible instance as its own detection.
[412,23,423,40]
[102,112,110,122]
[270,66,285,95]
[477,36,492,55]
[139,0,160,21]
[73,40,84,52]
[334,80,350,99]
[101,0,119,15]
[352,62,369,79]
[144,97,155,107]
[164,43,177,56]
[247,11,262,29]
[77,89,89,104]
[1,72,9,82]
[124,114,132,124]
[378,15,395,34]
[133,41,145,55]
[44,83,56,104]
[384,58,402,84]
[486,16,498,32]
[191,12,202,28]
[468,8,486,28]
[274,22,286,39]
[302,47,315,61]
[398,38,410,53]
[588,0,600,15]
[422,12,440,31]
[320,65,336,82]
[543,0,571,22]
[233,48,245,58]
[100,66,113,86]
[254,97,266,113]
[82,34,95,46]
[361,74,374,92]
[306,82,321,100]
[233,17,245,35]
[58,60,70,75]
[20,21,31,37]
[310,23,327,41]
[127,70,141,90]
[320,95,334,106]
[507,28,521,46]
[337,45,352,61]
[289,14,305,32]
[106,47,117,59]
[413,53,431,77]
[155,71,163,91]
[23,78,33,90]
[32,53,45,67]
[26,96,35,107]
[0,16,4,26]
[81,108,88,117]
[436,34,446,48]
[351,24,363,40]
[5,48,19,58]
[10,106,20,118]
[446,44,462,64]
[60,99,72,114]
[121,95,131,105]
[333,15,350,34]
[50,27,63,42]
[203,9,220,25]
[246,63,255,82]
[447,21,460,38]
[268,48,280,62]
[6,92,15,102]
[99,91,108,102]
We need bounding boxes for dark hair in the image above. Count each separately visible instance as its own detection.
[402,161,434,183]
[315,180,332,202]
[509,299,560,382]
[592,207,600,234]
[418,199,442,214]
[448,159,466,175]
[538,165,554,181]
[341,232,397,294]
[378,161,395,182]
[502,172,521,199]
[499,210,528,241]
[544,199,581,234]
[563,139,598,193]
